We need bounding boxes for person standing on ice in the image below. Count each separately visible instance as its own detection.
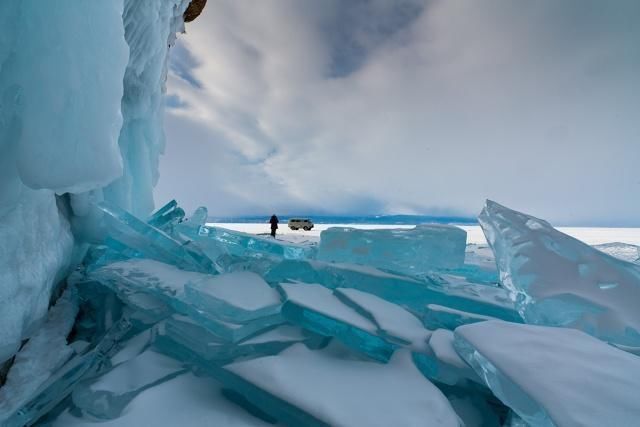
[269,214,279,238]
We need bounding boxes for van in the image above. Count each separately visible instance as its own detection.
[288,218,314,231]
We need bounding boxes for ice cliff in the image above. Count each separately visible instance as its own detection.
[0,0,194,364]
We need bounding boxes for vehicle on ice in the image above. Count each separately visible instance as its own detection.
[288,218,314,231]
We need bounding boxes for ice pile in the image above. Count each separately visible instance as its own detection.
[1,198,639,426]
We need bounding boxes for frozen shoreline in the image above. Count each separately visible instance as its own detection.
[206,223,640,246]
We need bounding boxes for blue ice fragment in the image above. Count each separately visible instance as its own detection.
[278,283,397,362]
[97,201,216,273]
[479,200,640,347]
[147,199,185,231]
[454,321,640,427]
[423,304,496,330]
[265,259,520,321]
[317,225,467,274]
[412,329,481,387]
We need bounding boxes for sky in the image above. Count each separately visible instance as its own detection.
[155,0,640,226]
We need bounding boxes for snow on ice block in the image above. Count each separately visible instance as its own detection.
[0,287,79,423]
[183,225,317,260]
[423,304,496,330]
[97,201,215,273]
[333,288,431,350]
[90,260,284,342]
[278,283,397,362]
[455,321,640,427]
[184,272,281,322]
[412,329,481,387]
[217,344,461,427]
[479,200,640,347]
[317,224,467,274]
[72,350,187,420]
[266,260,519,321]
[54,373,271,427]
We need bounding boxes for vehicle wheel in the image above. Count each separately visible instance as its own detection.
[303,226,310,231]
[291,227,298,230]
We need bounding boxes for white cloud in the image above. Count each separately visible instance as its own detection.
[155,0,640,225]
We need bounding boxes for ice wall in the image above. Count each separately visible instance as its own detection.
[0,0,191,363]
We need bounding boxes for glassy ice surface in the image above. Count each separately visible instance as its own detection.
[278,282,397,362]
[479,200,640,347]
[221,344,461,427]
[317,225,467,274]
[455,321,640,427]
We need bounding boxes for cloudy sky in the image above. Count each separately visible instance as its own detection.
[155,0,640,226]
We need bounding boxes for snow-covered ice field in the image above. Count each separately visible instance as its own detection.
[207,223,640,246]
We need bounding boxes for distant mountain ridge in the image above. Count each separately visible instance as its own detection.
[207,214,477,225]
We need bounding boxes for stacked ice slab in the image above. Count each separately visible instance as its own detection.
[317,224,467,274]
[3,199,640,427]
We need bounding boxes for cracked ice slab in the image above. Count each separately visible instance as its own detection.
[479,200,640,347]
[423,304,496,330]
[266,259,519,321]
[317,224,467,274]
[454,321,640,427]
[219,344,461,427]
[334,287,431,351]
[278,282,397,362]
[90,259,284,342]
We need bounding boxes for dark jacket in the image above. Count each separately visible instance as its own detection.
[270,215,279,229]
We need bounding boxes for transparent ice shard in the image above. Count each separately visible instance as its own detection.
[265,260,519,321]
[479,200,640,347]
[0,286,79,422]
[317,225,467,274]
[147,199,185,231]
[278,283,397,362]
[214,344,461,427]
[97,201,216,273]
[72,350,187,420]
[184,272,281,322]
[454,321,640,427]
[423,304,496,330]
[333,288,431,350]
